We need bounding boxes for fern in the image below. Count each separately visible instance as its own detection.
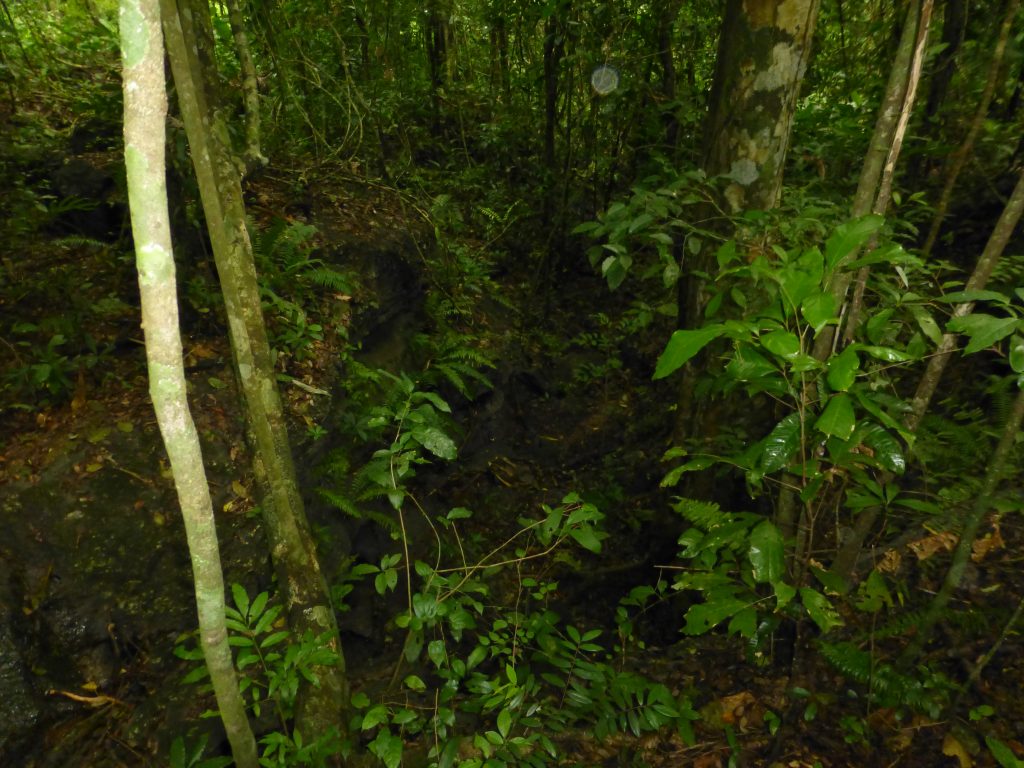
[818,640,954,718]
[671,497,726,531]
[304,266,354,293]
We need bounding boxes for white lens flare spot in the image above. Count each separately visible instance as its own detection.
[590,65,620,95]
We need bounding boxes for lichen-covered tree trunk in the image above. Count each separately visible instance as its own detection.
[675,0,820,439]
[159,0,348,744]
[118,1,257,764]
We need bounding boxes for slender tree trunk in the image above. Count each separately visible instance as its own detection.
[813,0,932,361]
[160,0,349,744]
[653,0,682,154]
[898,386,1024,669]
[224,0,267,175]
[922,0,1019,257]
[118,1,257,764]
[841,0,933,343]
[830,167,1024,589]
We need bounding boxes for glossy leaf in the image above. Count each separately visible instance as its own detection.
[826,345,859,392]
[861,423,905,474]
[801,291,836,333]
[748,520,784,583]
[683,596,749,635]
[909,305,943,346]
[760,413,801,473]
[1010,335,1024,373]
[761,329,801,359]
[824,215,883,272]
[815,393,855,440]
[947,313,1019,355]
[799,587,843,632]
[654,325,726,379]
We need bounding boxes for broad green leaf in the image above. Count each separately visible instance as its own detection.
[726,346,778,382]
[865,308,895,345]
[815,393,855,440]
[761,330,801,359]
[855,570,893,613]
[569,526,603,553]
[799,587,843,632]
[414,427,457,460]
[801,291,836,333]
[861,423,905,474]
[936,289,1010,304]
[362,704,389,730]
[748,520,784,583]
[824,215,883,273]
[683,597,749,635]
[860,345,912,362]
[947,313,1019,354]
[773,580,796,609]
[728,607,758,638]
[760,413,801,473]
[497,708,513,739]
[654,325,727,379]
[909,305,943,346]
[1010,335,1024,373]
[716,239,738,268]
[985,735,1024,768]
[369,730,403,768]
[826,345,859,392]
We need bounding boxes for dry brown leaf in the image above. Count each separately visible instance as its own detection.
[909,531,957,561]
[971,520,1004,563]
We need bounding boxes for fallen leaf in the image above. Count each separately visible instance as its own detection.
[942,732,973,768]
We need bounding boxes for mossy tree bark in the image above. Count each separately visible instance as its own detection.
[118,1,257,764]
[159,0,349,744]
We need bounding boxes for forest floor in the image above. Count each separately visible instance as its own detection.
[2,146,1024,768]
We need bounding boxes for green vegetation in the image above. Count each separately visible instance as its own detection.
[1,0,1023,766]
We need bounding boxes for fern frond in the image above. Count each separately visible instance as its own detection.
[671,498,725,531]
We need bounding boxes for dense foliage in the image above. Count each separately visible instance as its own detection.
[2,0,1024,766]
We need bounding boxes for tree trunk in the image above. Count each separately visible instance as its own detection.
[119,1,257,764]
[675,0,820,440]
[160,0,349,745]
[224,0,266,175]
[924,0,966,121]
[922,0,1019,257]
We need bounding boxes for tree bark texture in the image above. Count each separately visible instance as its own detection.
[119,1,258,764]
[160,0,349,744]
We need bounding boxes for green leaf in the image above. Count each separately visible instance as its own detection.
[497,708,512,739]
[801,292,836,333]
[826,345,859,392]
[728,607,758,638]
[230,583,249,619]
[654,325,727,379]
[861,423,905,474]
[569,526,604,553]
[947,313,1019,354]
[815,393,855,440]
[799,588,843,632]
[683,597,748,635]
[404,674,426,692]
[773,580,796,609]
[1010,335,1024,373]
[748,521,784,583]
[909,305,943,346]
[369,729,404,768]
[824,215,883,272]
[865,308,895,345]
[414,426,457,460]
[985,736,1024,768]
[759,413,801,473]
[362,704,389,730]
[761,330,801,359]
[936,289,1010,304]
[859,345,912,362]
